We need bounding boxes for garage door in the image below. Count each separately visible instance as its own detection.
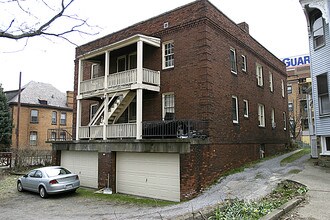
[116,152,180,202]
[61,151,98,188]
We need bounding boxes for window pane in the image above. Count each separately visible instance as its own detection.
[30,131,37,146]
[164,42,174,68]
[326,137,330,151]
[320,95,330,114]
[31,110,38,123]
[232,97,238,122]
[230,49,237,73]
[60,113,67,125]
[52,111,57,124]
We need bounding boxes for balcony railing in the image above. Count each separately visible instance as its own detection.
[47,128,73,141]
[142,120,208,139]
[78,123,137,139]
[80,68,160,94]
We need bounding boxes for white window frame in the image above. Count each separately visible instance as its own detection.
[317,73,330,115]
[90,104,98,121]
[256,63,263,86]
[60,112,67,125]
[128,52,137,70]
[30,109,38,123]
[162,93,175,120]
[281,79,285,98]
[230,48,237,74]
[91,63,99,79]
[29,131,37,146]
[117,55,126,72]
[312,11,325,49]
[269,72,274,92]
[162,41,174,69]
[287,85,292,94]
[51,111,57,125]
[320,136,330,155]
[242,55,247,72]
[283,112,287,130]
[243,99,249,118]
[232,96,239,123]
[271,108,276,128]
[258,104,265,127]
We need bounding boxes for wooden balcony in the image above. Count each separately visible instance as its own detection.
[78,123,137,139]
[79,68,160,96]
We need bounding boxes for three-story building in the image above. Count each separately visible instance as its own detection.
[52,0,289,201]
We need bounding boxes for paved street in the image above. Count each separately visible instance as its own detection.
[0,150,318,219]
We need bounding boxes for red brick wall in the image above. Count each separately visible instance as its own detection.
[98,152,116,190]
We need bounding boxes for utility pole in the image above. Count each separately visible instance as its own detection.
[15,72,21,167]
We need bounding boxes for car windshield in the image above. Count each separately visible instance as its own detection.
[45,168,71,177]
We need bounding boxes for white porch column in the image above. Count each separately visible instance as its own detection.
[76,99,82,140]
[137,40,143,84]
[104,51,110,89]
[103,94,109,140]
[76,59,83,140]
[136,40,143,139]
[136,89,143,139]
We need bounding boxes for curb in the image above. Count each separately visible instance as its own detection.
[260,197,305,220]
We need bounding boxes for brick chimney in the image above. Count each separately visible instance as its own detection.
[237,22,249,34]
[66,91,74,108]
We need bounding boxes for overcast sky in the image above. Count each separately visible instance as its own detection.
[0,0,309,93]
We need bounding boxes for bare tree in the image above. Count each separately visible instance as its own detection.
[0,0,98,45]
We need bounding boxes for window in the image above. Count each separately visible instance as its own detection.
[317,73,330,115]
[30,110,38,123]
[256,63,263,86]
[269,72,273,92]
[287,85,292,94]
[51,111,57,125]
[60,132,66,141]
[51,132,57,141]
[271,108,276,128]
[230,48,237,74]
[312,11,325,49]
[117,55,126,72]
[283,112,287,130]
[60,112,67,125]
[232,96,238,123]
[30,131,37,146]
[281,79,285,97]
[162,41,174,69]
[128,52,137,69]
[241,55,247,72]
[163,93,175,120]
[258,104,265,127]
[288,102,294,112]
[321,136,330,154]
[90,104,98,121]
[91,64,100,78]
[243,99,249,118]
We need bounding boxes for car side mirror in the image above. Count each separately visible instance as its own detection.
[23,174,28,178]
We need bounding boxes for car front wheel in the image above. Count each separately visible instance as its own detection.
[39,186,48,198]
[17,181,24,192]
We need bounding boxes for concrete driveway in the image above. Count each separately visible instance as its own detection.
[0,150,312,219]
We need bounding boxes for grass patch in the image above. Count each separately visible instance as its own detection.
[76,187,177,207]
[209,180,308,220]
[280,148,311,166]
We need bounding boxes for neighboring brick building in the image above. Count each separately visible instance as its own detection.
[5,81,73,151]
[51,0,289,202]
[283,54,312,144]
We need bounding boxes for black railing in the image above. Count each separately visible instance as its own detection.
[142,120,208,139]
[47,128,73,141]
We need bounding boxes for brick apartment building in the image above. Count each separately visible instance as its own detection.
[5,81,73,152]
[51,0,289,202]
[283,54,312,144]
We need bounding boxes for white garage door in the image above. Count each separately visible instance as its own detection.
[61,151,98,188]
[116,152,180,202]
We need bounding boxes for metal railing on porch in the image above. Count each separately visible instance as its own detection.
[142,120,208,139]
[47,128,73,141]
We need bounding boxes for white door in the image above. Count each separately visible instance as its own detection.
[61,151,98,188]
[116,152,180,202]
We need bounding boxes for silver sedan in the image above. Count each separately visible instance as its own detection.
[17,166,80,198]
